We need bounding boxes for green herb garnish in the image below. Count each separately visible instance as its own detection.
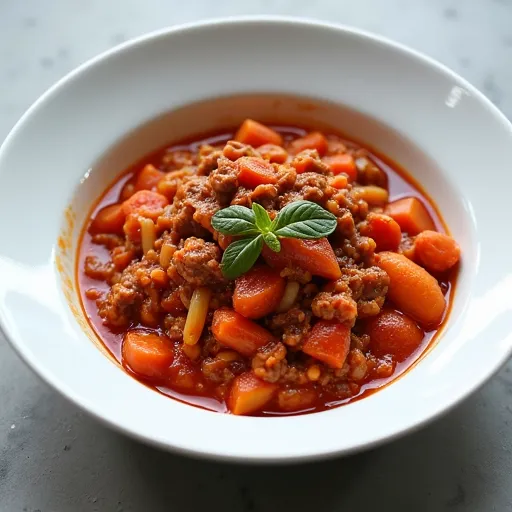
[211,200,337,279]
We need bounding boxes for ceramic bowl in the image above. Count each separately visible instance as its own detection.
[1,17,511,463]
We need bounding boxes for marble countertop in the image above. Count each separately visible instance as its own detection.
[1,1,512,510]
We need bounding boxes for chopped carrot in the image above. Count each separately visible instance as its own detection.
[167,349,203,391]
[359,213,402,251]
[235,119,283,147]
[302,320,351,368]
[366,308,425,362]
[237,157,278,188]
[228,372,278,415]
[257,144,288,164]
[289,132,328,156]
[122,190,169,219]
[233,266,286,319]
[414,230,461,273]
[123,212,142,242]
[211,308,276,356]
[385,197,435,235]
[277,388,317,412]
[376,252,446,327]
[134,164,165,191]
[89,203,125,235]
[262,238,341,280]
[322,154,357,181]
[329,174,349,189]
[122,330,174,381]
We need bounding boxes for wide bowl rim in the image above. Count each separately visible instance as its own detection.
[1,15,512,463]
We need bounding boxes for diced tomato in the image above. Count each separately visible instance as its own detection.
[302,321,351,368]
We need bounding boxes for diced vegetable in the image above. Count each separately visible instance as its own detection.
[237,157,278,188]
[122,330,174,381]
[366,309,425,362]
[139,217,156,255]
[385,197,435,235]
[183,287,212,345]
[257,144,288,164]
[277,281,300,313]
[122,190,169,219]
[329,174,349,189]
[302,320,351,368]
[414,230,461,273]
[168,349,203,391]
[89,203,125,235]
[322,154,357,181]
[359,213,402,251]
[235,119,283,147]
[376,252,446,327]
[277,388,317,412]
[233,266,286,319]
[211,308,276,356]
[289,132,328,156]
[228,372,278,415]
[134,164,165,191]
[262,237,341,280]
[353,185,389,206]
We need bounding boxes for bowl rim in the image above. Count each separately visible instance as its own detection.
[1,15,512,463]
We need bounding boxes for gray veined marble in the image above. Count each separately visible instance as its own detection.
[1,0,512,510]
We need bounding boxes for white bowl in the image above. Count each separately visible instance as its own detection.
[1,17,512,463]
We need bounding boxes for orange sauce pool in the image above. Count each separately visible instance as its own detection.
[77,125,457,415]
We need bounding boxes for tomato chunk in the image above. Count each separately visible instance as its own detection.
[366,309,425,362]
[233,266,286,319]
[235,119,283,147]
[385,197,435,235]
[262,238,341,280]
[228,372,278,415]
[237,157,278,188]
[211,308,276,356]
[122,330,174,381]
[89,203,125,235]
[302,321,351,368]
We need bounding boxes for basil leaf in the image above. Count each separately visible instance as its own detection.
[211,205,258,236]
[252,203,272,233]
[262,232,281,252]
[273,200,337,239]
[220,235,263,280]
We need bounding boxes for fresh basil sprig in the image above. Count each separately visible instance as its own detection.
[211,200,337,279]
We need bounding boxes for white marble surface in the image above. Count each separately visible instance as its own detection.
[1,1,512,510]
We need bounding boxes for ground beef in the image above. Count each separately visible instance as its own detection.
[311,291,358,325]
[222,140,259,161]
[251,183,279,210]
[293,172,333,204]
[268,308,312,348]
[163,314,186,341]
[208,156,239,205]
[353,150,388,187]
[196,149,222,175]
[91,233,124,249]
[84,255,115,281]
[252,342,288,383]
[290,149,331,175]
[172,237,224,286]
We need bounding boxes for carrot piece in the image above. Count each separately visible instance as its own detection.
[257,144,288,164]
[168,349,203,391]
[376,252,446,327]
[277,388,317,412]
[302,320,351,368]
[211,308,276,356]
[359,213,402,251]
[289,132,328,156]
[134,164,165,191]
[329,174,349,189]
[235,119,283,147]
[385,197,435,235]
[233,266,286,319]
[414,230,461,273]
[89,203,125,235]
[262,238,341,280]
[366,308,425,362]
[122,330,174,381]
[323,154,357,181]
[122,190,169,219]
[237,156,278,188]
[228,372,278,415]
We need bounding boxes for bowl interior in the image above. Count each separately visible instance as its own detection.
[0,18,511,461]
